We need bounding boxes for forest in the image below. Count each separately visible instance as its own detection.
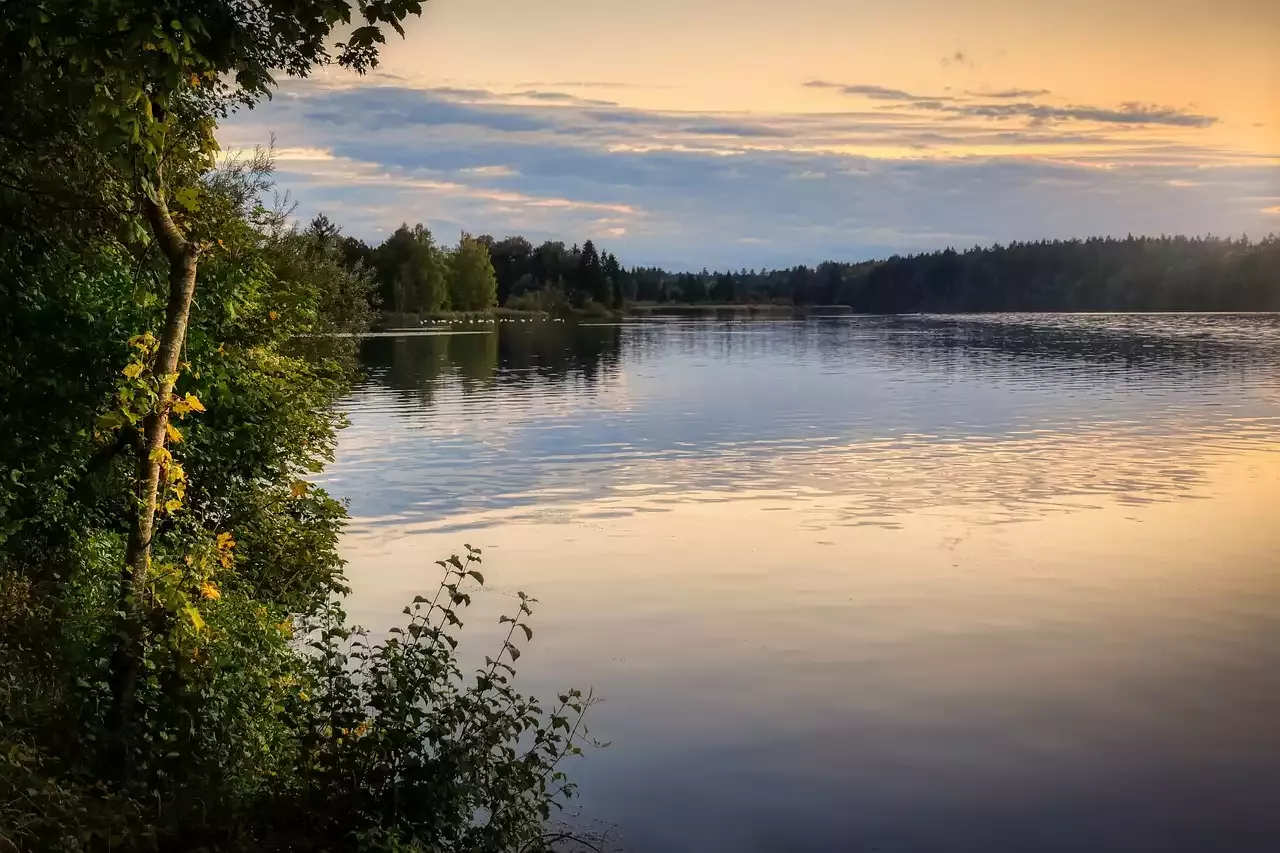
[342,227,1280,316]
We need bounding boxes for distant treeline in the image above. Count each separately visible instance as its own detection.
[335,224,1279,314]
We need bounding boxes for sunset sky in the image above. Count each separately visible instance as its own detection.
[222,0,1280,268]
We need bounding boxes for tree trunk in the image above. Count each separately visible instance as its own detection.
[106,191,200,770]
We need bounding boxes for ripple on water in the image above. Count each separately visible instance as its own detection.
[323,315,1280,853]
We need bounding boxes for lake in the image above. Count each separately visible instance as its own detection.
[319,314,1280,853]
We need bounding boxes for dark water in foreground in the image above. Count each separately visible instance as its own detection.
[320,314,1280,853]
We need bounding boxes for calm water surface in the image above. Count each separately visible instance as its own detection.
[320,314,1280,853]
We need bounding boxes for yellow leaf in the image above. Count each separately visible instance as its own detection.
[189,73,200,87]
[184,606,206,631]
[164,498,182,513]
[122,362,144,380]
[268,310,279,321]
[149,445,172,465]
[166,422,183,443]
[216,532,235,550]
[298,691,309,701]
[199,581,221,601]
[290,481,309,498]
[277,619,293,636]
[184,393,205,413]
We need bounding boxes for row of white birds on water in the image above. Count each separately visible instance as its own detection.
[419,317,564,325]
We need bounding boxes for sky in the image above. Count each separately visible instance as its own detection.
[221,0,1280,269]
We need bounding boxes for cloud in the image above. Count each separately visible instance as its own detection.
[515,80,668,90]
[220,80,1278,269]
[952,100,1218,128]
[805,80,955,103]
[460,165,520,177]
[511,90,619,107]
[304,88,554,133]
[969,88,1052,99]
[809,81,1218,128]
[681,122,792,138]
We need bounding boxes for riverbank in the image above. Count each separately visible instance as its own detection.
[376,303,855,328]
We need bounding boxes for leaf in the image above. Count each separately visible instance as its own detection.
[149,445,172,465]
[164,498,182,513]
[121,362,144,380]
[518,623,533,641]
[165,422,183,443]
[174,187,200,212]
[184,393,205,413]
[290,481,309,498]
[199,581,220,601]
[184,606,206,631]
[466,570,484,585]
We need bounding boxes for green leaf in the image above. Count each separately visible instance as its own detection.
[173,186,200,212]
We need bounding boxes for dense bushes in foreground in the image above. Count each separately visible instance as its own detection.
[1,546,593,852]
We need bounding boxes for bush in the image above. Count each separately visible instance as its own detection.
[506,287,571,317]
[0,547,597,853]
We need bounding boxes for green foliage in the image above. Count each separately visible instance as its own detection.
[447,233,500,311]
[3,0,427,182]
[506,287,573,316]
[375,224,451,314]
[1,548,594,853]
[343,231,1279,313]
[360,226,502,315]
[2,5,597,851]
[255,547,597,852]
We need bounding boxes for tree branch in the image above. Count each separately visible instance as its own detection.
[143,193,188,262]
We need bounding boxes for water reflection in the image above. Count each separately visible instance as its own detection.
[361,322,623,407]
[323,315,1280,853]
[326,316,1280,532]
